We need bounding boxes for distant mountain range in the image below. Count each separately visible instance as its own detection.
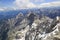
[0,7,60,20]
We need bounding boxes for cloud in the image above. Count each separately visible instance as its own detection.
[0,8,5,11]
[14,0,60,9]
[27,3,37,8]
[14,0,30,8]
[39,1,60,8]
[34,0,44,3]
[14,0,44,8]
[0,7,7,11]
[0,7,18,11]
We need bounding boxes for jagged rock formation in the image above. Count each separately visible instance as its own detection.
[0,12,60,40]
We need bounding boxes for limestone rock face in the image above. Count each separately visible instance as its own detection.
[4,13,60,40]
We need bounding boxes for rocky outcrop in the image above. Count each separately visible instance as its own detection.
[1,12,60,40]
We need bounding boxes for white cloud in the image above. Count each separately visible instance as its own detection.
[39,1,60,8]
[14,0,30,8]
[14,0,60,9]
[0,8,5,11]
[0,7,7,11]
[0,7,18,11]
[34,0,44,3]
[14,0,44,9]
[27,3,36,8]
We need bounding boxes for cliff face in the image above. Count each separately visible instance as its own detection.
[0,12,60,40]
[6,13,60,40]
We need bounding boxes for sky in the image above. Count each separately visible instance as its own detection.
[0,0,60,10]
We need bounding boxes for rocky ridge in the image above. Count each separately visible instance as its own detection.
[6,12,60,40]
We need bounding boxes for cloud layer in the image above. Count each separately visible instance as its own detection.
[39,1,60,8]
[14,0,36,8]
[0,7,7,11]
[14,0,60,8]
[0,7,18,11]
